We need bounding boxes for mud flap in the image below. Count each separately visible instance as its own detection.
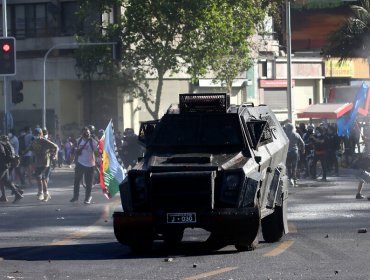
[210,207,260,247]
[113,212,154,245]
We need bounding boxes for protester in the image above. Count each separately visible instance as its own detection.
[302,125,315,178]
[310,126,329,181]
[22,127,35,186]
[327,125,340,176]
[351,154,370,199]
[285,123,305,186]
[7,129,24,185]
[70,126,99,204]
[0,135,23,203]
[121,128,143,170]
[22,128,58,202]
[64,137,74,168]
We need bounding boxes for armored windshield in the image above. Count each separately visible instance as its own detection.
[150,113,245,152]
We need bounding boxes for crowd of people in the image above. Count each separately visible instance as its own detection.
[4,119,369,204]
[0,124,144,204]
[284,120,370,194]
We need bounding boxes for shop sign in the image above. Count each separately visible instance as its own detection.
[325,58,354,77]
[259,79,295,88]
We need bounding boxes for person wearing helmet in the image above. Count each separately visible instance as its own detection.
[285,123,305,186]
[88,124,99,142]
[21,128,59,202]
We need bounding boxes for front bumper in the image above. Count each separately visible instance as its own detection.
[113,207,259,239]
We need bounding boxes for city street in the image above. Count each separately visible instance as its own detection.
[0,167,370,279]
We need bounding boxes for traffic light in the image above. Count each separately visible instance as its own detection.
[11,80,23,104]
[0,37,16,75]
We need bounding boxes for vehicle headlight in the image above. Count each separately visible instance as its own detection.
[225,174,240,190]
[220,171,244,205]
[135,175,146,189]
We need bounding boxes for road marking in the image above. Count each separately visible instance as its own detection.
[263,240,294,257]
[181,267,238,280]
[0,199,120,261]
[51,200,120,246]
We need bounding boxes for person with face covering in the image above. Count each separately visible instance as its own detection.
[70,127,98,204]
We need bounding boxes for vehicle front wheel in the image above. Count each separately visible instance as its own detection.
[262,204,285,243]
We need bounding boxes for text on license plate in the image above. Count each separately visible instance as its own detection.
[167,213,196,224]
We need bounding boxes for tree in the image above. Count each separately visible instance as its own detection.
[324,0,370,61]
[77,0,280,120]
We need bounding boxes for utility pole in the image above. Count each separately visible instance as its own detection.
[286,0,294,124]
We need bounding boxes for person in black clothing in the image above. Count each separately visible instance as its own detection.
[121,128,143,169]
[296,123,307,176]
[303,125,315,178]
[327,125,340,176]
[310,126,328,181]
[0,135,23,203]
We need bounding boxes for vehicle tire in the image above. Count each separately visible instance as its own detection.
[235,238,258,252]
[204,232,228,251]
[113,223,153,253]
[234,198,261,252]
[234,219,260,252]
[262,202,285,243]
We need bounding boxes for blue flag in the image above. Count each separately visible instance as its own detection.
[337,82,368,137]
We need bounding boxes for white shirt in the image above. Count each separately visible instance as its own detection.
[76,137,98,167]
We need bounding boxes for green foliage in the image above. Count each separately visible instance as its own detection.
[324,0,370,61]
[77,0,278,119]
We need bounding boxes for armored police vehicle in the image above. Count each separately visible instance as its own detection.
[113,94,289,252]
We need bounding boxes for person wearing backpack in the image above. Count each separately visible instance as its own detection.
[70,126,98,204]
[22,128,58,202]
[0,135,23,203]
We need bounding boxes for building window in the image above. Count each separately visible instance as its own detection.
[61,2,80,36]
[14,4,47,38]
[0,2,82,38]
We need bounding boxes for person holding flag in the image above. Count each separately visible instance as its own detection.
[70,126,99,204]
[99,120,126,198]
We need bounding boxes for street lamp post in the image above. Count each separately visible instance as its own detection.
[286,0,294,124]
[42,42,116,129]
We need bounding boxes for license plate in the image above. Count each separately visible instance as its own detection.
[167,213,196,224]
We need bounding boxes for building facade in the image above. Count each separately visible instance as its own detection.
[2,1,361,139]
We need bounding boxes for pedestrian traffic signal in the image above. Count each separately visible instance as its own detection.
[11,80,23,104]
[0,37,16,76]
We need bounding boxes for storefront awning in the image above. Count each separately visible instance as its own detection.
[296,103,353,119]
